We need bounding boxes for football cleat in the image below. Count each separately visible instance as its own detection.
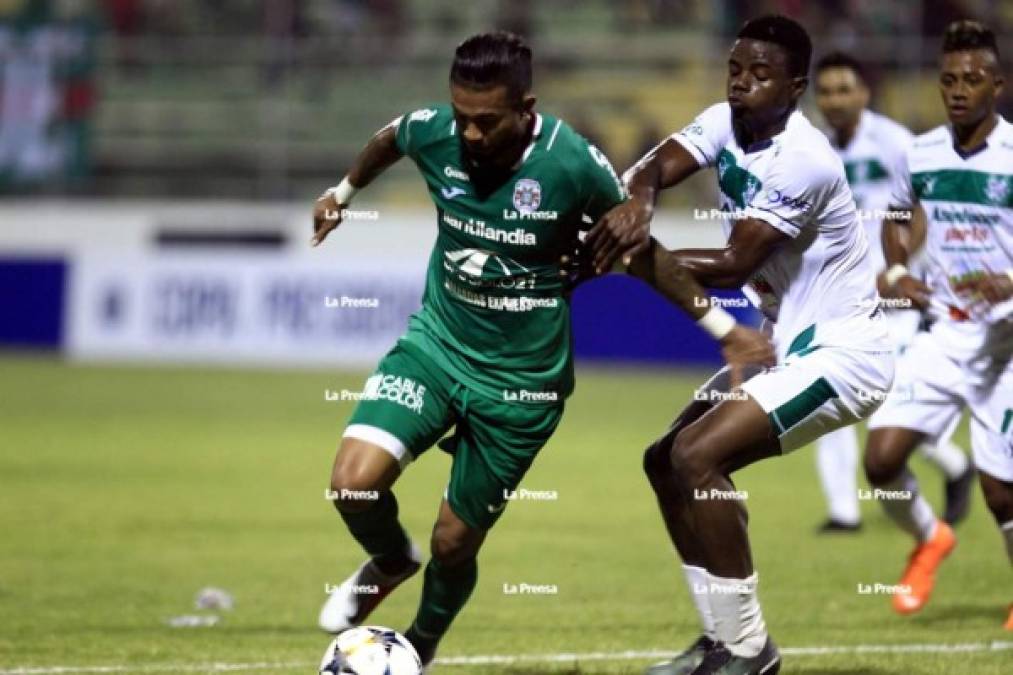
[688,638,780,674]
[645,635,717,674]
[319,542,423,634]
[892,520,956,614]
[816,518,862,534]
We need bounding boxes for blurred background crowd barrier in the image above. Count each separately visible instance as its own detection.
[1,0,1010,367]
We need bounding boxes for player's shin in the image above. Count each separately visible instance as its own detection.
[878,470,936,542]
[336,492,414,572]
[405,557,478,663]
[816,427,861,527]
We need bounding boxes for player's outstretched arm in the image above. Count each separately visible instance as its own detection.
[880,205,931,309]
[627,237,775,377]
[311,123,404,247]
[586,138,702,274]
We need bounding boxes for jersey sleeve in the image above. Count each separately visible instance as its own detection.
[394,106,445,161]
[887,146,916,209]
[670,102,733,168]
[742,150,834,238]
[580,143,627,222]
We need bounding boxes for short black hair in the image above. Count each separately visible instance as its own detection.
[737,15,812,78]
[450,31,532,102]
[942,20,1000,61]
[815,51,867,85]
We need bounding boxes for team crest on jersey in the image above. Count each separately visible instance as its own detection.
[513,178,542,213]
[743,177,761,204]
[985,174,1010,205]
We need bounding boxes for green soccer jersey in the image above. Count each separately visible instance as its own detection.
[392,104,625,404]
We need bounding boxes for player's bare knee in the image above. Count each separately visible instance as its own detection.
[643,437,673,482]
[430,524,480,567]
[329,466,382,513]
[863,449,903,487]
[669,429,713,489]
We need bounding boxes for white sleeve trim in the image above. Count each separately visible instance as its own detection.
[343,424,413,468]
[742,205,801,238]
[670,133,709,168]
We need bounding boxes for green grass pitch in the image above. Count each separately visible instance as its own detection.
[0,354,1009,674]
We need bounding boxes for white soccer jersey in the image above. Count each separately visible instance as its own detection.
[890,116,1013,358]
[673,102,886,358]
[827,109,914,271]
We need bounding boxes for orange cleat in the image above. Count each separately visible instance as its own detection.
[892,520,956,615]
[1004,604,1013,630]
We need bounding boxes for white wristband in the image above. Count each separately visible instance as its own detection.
[1006,269,1013,284]
[697,305,737,340]
[326,177,358,206]
[885,263,909,287]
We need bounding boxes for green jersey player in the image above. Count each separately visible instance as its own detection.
[311,32,632,668]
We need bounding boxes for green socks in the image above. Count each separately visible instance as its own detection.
[336,491,411,569]
[405,557,478,655]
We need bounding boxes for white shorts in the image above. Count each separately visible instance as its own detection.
[883,309,922,355]
[868,327,1013,482]
[737,345,896,453]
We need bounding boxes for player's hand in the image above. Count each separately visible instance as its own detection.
[559,236,599,293]
[719,325,776,389]
[586,197,653,274]
[311,191,345,247]
[954,273,1013,306]
[889,275,931,311]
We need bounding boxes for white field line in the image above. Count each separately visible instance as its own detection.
[1,641,1011,673]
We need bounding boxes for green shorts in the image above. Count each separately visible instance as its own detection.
[344,341,564,531]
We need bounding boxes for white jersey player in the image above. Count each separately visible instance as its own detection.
[812,52,972,533]
[583,16,896,673]
[863,21,1013,629]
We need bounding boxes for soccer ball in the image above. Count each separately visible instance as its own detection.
[319,626,422,675]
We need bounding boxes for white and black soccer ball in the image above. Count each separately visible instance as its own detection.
[319,626,422,675]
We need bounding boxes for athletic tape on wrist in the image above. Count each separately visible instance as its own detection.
[697,305,736,340]
[885,263,909,287]
[326,177,358,206]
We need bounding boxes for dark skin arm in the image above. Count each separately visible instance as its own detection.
[880,205,931,309]
[311,123,404,247]
[601,139,777,379]
[585,138,701,273]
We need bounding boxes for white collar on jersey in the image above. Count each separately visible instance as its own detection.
[512,113,544,169]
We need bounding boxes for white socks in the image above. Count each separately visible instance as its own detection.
[1001,520,1013,564]
[816,426,861,525]
[880,470,937,542]
[705,571,768,658]
[682,564,716,639]
[919,439,969,480]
